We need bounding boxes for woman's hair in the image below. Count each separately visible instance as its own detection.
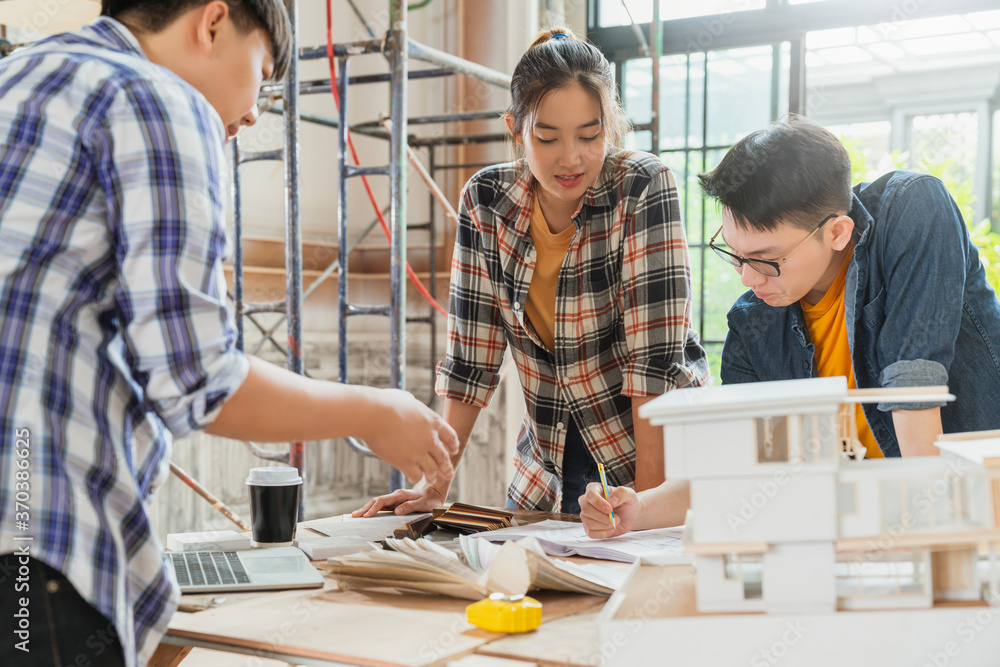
[505,27,630,157]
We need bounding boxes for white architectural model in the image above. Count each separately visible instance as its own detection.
[644,376,1000,615]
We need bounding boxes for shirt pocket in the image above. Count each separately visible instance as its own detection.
[860,286,886,332]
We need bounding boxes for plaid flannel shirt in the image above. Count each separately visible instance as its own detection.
[437,151,710,510]
[0,18,248,666]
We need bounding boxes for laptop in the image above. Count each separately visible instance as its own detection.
[167,547,325,594]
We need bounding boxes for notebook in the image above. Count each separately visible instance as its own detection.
[167,547,324,594]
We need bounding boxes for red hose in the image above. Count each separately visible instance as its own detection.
[325,0,448,318]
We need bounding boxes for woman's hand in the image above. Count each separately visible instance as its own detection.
[578,483,640,538]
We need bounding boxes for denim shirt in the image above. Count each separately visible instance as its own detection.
[721,171,1000,457]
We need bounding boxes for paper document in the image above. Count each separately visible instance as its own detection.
[470,519,686,563]
[325,535,623,599]
[295,513,428,560]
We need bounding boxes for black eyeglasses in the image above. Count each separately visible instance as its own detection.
[708,214,838,278]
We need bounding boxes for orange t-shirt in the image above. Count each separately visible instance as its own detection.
[800,248,882,459]
[524,198,575,351]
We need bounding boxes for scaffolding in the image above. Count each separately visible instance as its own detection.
[230,0,511,517]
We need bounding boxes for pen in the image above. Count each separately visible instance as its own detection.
[597,463,615,525]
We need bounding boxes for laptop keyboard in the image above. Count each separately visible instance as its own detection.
[170,551,251,588]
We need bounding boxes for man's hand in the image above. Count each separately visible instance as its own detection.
[579,483,640,538]
[359,388,460,487]
[352,483,448,517]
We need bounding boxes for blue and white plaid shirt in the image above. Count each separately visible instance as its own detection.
[0,18,249,666]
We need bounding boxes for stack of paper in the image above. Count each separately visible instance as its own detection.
[471,520,686,563]
[166,530,252,552]
[295,513,427,560]
[324,535,625,600]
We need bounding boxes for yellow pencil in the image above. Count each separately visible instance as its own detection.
[597,463,615,525]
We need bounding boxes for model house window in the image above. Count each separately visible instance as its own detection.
[755,416,789,463]
[724,552,763,600]
[800,412,837,462]
[961,475,990,528]
[837,549,927,598]
[880,479,904,529]
[882,475,988,533]
[838,482,858,515]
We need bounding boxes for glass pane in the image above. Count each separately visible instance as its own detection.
[801,412,837,461]
[706,45,776,147]
[906,480,932,530]
[660,53,705,151]
[623,59,652,126]
[827,121,895,183]
[689,245,704,335]
[626,130,652,152]
[838,483,858,515]
[704,342,723,382]
[598,0,765,27]
[624,54,705,151]
[962,475,989,527]
[880,480,903,528]
[660,151,699,242]
[702,242,746,342]
[907,112,979,191]
[993,110,1000,229]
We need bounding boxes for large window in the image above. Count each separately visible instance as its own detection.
[591,0,1000,379]
[596,0,766,28]
[618,44,790,376]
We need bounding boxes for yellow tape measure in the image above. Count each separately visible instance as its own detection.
[466,593,542,633]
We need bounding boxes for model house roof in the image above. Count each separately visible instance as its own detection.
[640,377,848,426]
[936,434,1000,467]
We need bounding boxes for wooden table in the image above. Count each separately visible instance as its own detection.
[152,511,611,667]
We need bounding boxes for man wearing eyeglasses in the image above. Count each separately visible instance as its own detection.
[576,114,1000,539]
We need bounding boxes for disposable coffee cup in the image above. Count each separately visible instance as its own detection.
[246,466,302,548]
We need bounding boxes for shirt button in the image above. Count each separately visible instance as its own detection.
[513,302,521,310]
[556,422,565,430]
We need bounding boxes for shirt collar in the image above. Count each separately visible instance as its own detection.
[848,192,874,247]
[488,153,620,236]
[82,16,150,61]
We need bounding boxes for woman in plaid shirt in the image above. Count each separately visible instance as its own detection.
[356,28,709,516]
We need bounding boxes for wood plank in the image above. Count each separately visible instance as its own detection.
[147,643,192,667]
[167,580,605,667]
[476,609,604,667]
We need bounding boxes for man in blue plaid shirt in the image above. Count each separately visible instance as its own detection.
[0,2,458,665]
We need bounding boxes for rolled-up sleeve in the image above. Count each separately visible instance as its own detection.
[94,78,248,438]
[874,176,966,412]
[435,182,506,408]
[620,167,708,396]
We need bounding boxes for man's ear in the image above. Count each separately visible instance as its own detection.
[193,0,230,53]
[829,214,855,251]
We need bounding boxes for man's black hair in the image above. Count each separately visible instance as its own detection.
[698,115,853,232]
[102,0,291,81]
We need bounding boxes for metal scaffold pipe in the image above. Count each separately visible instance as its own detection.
[388,0,409,492]
[407,39,511,89]
[284,0,306,519]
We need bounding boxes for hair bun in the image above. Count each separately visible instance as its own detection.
[530,27,577,49]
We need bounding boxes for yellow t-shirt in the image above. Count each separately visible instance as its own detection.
[524,198,575,351]
[800,248,882,459]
